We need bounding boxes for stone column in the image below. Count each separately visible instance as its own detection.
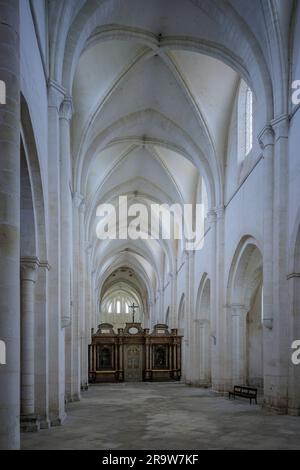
[184,250,195,384]
[60,96,74,402]
[271,115,290,411]
[59,96,73,327]
[0,0,20,450]
[82,244,92,389]
[208,207,225,391]
[47,80,66,426]
[258,125,275,408]
[190,318,199,384]
[20,258,39,432]
[34,260,50,429]
[72,193,85,401]
[288,272,300,415]
[76,195,87,390]
[207,209,217,386]
[259,119,290,412]
[170,269,178,329]
[231,305,248,385]
[258,126,274,330]
[194,318,211,386]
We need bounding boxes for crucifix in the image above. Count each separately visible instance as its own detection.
[129,302,139,323]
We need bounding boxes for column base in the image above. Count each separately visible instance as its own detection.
[81,382,89,391]
[20,415,40,433]
[39,418,51,430]
[50,411,67,427]
[262,397,288,415]
[65,393,81,403]
[188,380,212,388]
[287,406,300,416]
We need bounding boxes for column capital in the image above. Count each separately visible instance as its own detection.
[215,205,224,219]
[48,79,66,110]
[85,243,93,254]
[263,318,273,330]
[73,192,85,210]
[271,114,289,140]
[59,96,73,121]
[229,303,248,317]
[287,272,300,280]
[169,271,177,281]
[184,249,195,260]
[258,125,275,150]
[20,257,39,282]
[38,260,51,271]
[207,208,218,224]
[194,318,209,326]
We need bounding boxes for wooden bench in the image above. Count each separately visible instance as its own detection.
[229,385,258,404]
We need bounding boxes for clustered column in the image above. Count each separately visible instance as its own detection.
[20,259,39,432]
[0,0,20,450]
[231,305,248,385]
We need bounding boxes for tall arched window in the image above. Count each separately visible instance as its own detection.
[245,86,253,155]
[238,80,253,161]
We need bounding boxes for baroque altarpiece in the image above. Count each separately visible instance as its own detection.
[88,323,182,382]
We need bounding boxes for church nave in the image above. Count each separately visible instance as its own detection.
[1,0,300,451]
[22,383,300,450]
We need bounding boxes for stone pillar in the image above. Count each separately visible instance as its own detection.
[47,80,66,426]
[20,259,39,432]
[231,305,248,385]
[60,96,74,402]
[82,244,92,389]
[271,115,290,411]
[59,96,73,327]
[34,260,50,429]
[0,0,20,450]
[208,207,225,391]
[259,118,290,412]
[154,290,161,326]
[77,196,87,389]
[170,269,178,329]
[193,318,211,386]
[258,125,275,407]
[259,126,274,330]
[288,272,300,415]
[184,250,195,384]
[207,210,217,386]
[72,193,85,401]
[159,287,164,324]
[190,318,199,384]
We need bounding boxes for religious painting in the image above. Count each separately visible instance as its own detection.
[97,345,113,370]
[153,345,169,369]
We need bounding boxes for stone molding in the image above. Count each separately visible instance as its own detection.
[258,125,275,150]
[59,96,73,121]
[20,257,39,283]
[48,79,66,110]
[73,192,85,212]
[271,114,289,140]
[230,304,248,317]
[287,273,300,280]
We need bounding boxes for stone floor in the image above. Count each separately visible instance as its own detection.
[22,382,300,450]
